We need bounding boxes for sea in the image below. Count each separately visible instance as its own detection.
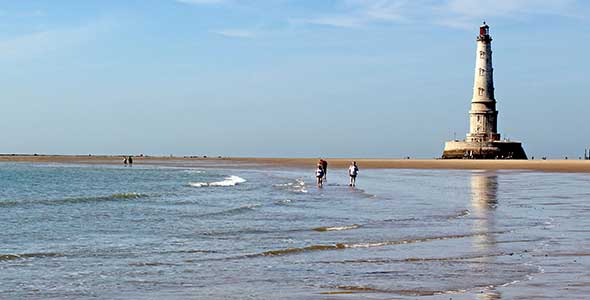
[1,161,589,299]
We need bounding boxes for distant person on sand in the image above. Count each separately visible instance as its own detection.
[123,157,128,166]
[316,164,325,187]
[128,156,133,166]
[348,161,359,187]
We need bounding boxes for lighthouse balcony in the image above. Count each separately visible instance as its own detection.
[476,35,492,42]
[466,133,499,143]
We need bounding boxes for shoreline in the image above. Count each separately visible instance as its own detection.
[2,155,590,173]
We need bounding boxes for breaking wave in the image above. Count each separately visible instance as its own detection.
[313,224,361,232]
[189,175,246,187]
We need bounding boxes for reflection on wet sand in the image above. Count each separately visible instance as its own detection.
[470,172,502,300]
[471,172,498,250]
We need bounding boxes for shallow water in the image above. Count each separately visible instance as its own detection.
[1,162,589,299]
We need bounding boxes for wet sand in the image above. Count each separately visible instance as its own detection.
[2,155,590,172]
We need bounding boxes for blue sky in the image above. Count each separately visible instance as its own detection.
[0,0,588,158]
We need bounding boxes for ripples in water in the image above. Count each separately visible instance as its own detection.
[0,252,65,261]
[0,192,148,207]
[2,164,590,299]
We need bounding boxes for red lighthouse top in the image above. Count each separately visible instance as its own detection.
[477,22,492,42]
[479,22,490,36]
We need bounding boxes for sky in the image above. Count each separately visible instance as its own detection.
[0,0,588,158]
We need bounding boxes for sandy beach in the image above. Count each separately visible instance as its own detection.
[2,155,590,172]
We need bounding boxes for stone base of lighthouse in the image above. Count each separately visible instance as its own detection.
[442,140,527,159]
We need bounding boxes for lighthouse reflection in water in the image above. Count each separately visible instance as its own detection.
[470,172,501,300]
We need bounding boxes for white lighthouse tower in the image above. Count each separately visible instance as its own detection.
[442,23,527,159]
[467,22,500,143]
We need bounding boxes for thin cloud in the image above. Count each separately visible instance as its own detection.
[296,0,408,28]
[212,29,256,38]
[294,16,364,28]
[444,0,578,18]
[297,0,583,29]
[0,19,113,61]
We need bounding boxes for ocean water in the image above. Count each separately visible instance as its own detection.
[1,162,589,299]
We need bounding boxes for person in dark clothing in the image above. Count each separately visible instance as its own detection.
[128,156,133,166]
[320,159,328,181]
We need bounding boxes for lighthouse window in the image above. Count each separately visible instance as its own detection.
[479,68,485,76]
[478,88,485,96]
[480,51,485,58]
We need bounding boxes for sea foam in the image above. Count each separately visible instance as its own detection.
[189,175,246,188]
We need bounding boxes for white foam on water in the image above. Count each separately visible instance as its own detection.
[184,169,205,174]
[315,224,361,232]
[189,175,246,188]
[275,199,292,205]
[210,175,246,186]
[292,178,307,193]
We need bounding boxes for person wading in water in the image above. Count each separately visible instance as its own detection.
[348,161,359,187]
[316,164,325,187]
[319,159,328,182]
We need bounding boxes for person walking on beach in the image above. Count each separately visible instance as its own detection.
[348,161,359,187]
[128,156,133,166]
[123,156,128,166]
[316,164,325,187]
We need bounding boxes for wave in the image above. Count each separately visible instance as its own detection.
[0,252,65,261]
[274,178,307,193]
[378,209,470,225]
[189,175,246,188]
[176,232,510,262]
[313,224,361,232]
[258,231,506,257]
[50,192,147,204]
[195,204,262,218]
[183,169,205,174]
[199,227,311,238]
[315,251,529,265]
[274,199,293,205]
[325,285,469,297]
[0,193,148,207]
[128,262,180,267]
[261,244,347,256]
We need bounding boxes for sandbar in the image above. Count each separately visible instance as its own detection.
[2,155,590,173]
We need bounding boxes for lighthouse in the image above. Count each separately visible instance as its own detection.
[467,22,499,143]
[442,23,527,159]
